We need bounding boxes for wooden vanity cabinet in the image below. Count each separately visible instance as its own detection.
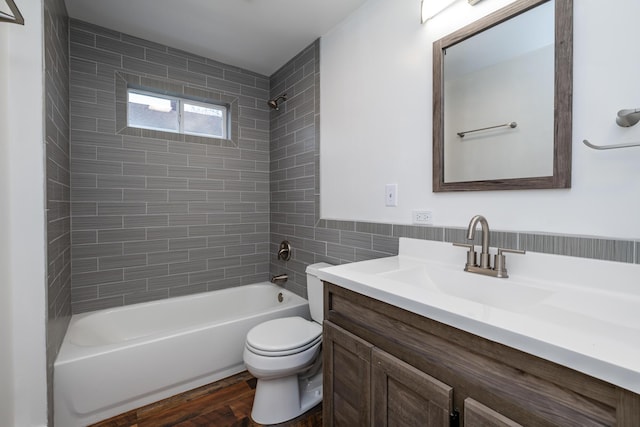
[323,282,640,426]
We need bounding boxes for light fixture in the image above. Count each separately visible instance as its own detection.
[0,0,24,25]
[421,0,457,23]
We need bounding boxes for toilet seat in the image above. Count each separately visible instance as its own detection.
[246,316,322,357]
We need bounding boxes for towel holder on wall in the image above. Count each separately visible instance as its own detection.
[582,139,640,150]
[0,0,24,25]
[583,107,640,150]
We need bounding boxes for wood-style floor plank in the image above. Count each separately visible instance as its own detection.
[89,371,322,427]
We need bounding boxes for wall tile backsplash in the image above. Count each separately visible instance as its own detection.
[69,20,271,313]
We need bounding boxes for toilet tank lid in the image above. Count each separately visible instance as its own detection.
[305,262,333,276]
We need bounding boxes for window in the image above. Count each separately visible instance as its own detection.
[127,89,228,139]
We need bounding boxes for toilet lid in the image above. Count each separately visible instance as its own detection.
[246,316,322,354]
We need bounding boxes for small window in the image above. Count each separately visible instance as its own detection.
[127,89,228,139]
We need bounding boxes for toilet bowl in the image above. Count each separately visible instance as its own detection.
[243,262,331,425]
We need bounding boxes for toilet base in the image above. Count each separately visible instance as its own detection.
[250,369,322,425]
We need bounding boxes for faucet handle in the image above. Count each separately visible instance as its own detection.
[453,243,477,270]
[494,248,526,278]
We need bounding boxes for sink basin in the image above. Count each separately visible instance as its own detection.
[378,265,553,311]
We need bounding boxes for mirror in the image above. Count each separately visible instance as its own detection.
[433,0,572,192]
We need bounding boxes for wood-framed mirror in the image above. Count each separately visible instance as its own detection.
[432,0,572,192]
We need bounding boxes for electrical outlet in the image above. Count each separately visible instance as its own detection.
[413,210,433,225]
[385,184,398,207]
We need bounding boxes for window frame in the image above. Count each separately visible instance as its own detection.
[126,88,230,140]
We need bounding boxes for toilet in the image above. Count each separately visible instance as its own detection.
[243,262,331,425]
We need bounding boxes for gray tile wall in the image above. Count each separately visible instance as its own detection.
[269,40,639,299]
[69,20,271,313]
[44,0,71,423]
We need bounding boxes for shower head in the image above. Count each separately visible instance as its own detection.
[267,93,287,110]
[616,108,640,127]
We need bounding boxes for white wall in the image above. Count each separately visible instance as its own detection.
[0,22,14,425]
[0,0,48,425]
[321,0,640,240]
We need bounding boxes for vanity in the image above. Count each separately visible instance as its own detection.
[318,238,640,426]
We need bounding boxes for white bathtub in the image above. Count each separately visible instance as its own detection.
[54,283,310,427]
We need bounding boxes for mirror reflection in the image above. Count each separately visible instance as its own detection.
[433,0,573,192]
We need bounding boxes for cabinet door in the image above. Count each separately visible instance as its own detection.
[464,398,523,427]
[324,321,374,427]
[372,348,453,427]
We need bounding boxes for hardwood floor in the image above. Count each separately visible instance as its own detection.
[89,371,322,427]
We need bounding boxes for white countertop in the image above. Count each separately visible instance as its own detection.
[317,238,640,394]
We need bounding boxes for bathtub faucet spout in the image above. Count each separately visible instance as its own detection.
[271,274,288,285]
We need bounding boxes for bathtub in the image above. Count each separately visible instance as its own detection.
[54,283,310,427]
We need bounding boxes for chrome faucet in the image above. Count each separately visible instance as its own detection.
[453,215,525,278]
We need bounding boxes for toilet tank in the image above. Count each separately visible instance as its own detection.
[305,262,332,323]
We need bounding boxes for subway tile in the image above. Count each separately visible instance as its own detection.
[148,273,189,290]
[98,147,146,163]
[123,163,168,177]
[189,269,226,285]
[340,231,372,250]
[73,215,122,230]
[147,226,188,240]
[189,202,225,213]
[72,258,98,274]
[124,264,169,280]
[99,254,147,270]
[97,175,146,189]
[95,35,145,59]
[98,202,146,215]
[72,268,123,287]
[168,67,206,86]
[124,215,169,228]
[148,250,189,265]
[147,203,189,214]
[146,49,187,69]
[188,224,225,236]
[169,141,207,156]
[124,289,168,305]
[98,228,146,243]
[147,151,188,166]
[187,60,223,79]
[72,230,97,245]
[99,279,147,298]
[122,56,167,77]
[123,135,168,153]
[189,247,226,261]
[123,189,168,202]
[72,188,122,202]
[124,239,169,255]
[372,235,399,255]
[189,179,224,191]
[393,225,443,241]
[169,214,208,226]
[168,166,206,179]
[147,177,188,190]
[72,158,122,175]
[72,296,124,314]
[169,260,207,275]
[169,237,207,250]
[168,190,207,202]
[356,222,393,236]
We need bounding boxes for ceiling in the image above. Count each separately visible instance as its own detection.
[64,0,368,76]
